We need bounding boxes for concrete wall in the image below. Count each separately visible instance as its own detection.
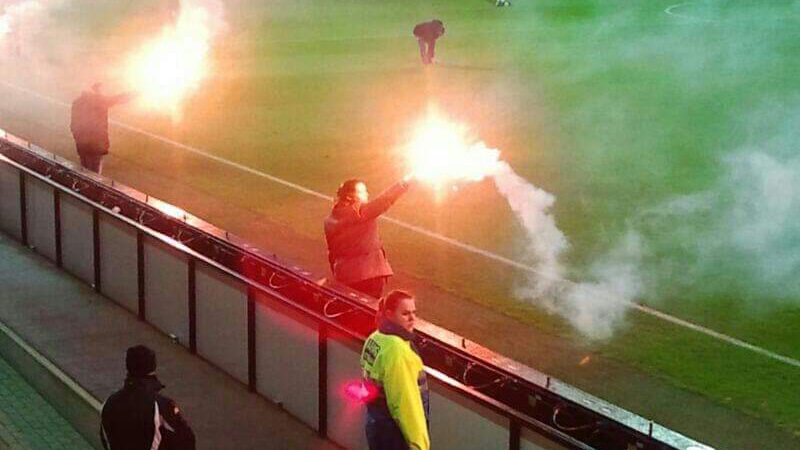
[0,162,21,239]
[24,176,56,260]
[326,334,369,450]
[430,382,510,450]
[98,215,138,313]
[143,236,190,346]
[60,195,94,284]
[196,262,248,384]
[254,292,320,429]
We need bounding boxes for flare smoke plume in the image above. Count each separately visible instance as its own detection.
[405,109,645,339]
[492,161,644,339]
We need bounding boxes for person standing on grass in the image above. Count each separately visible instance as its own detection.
[360,290,430,450]
[101,345,195,450]
[324,176,413,298]
[413,19,445,65]
[70,83,131,175]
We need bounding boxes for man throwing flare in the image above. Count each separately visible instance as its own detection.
[70,83,132,174]
[360,290,430,450]
[324,175,414,298]
[413,19,445,65]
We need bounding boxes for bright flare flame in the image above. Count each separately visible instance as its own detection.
[123,1,221,120]
[404,107,501,189]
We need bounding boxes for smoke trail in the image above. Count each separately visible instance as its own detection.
[402,108,646,339]
[560,230,644,339]
[492,162,644,339]
[492,162,567,298]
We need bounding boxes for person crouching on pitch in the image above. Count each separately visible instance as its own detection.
[324,176,413,298]
[360,290,430,450]
[413,19,445,65]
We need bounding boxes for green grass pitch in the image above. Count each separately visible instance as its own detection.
[1,0,798,446]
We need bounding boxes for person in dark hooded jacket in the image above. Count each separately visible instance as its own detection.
[70,83,131,174]
[324,176,413,298]
[412,20,445,65]
[101,345,195,450]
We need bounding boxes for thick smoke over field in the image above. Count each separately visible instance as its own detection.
[489,99,800,339]
[492,162,644,339]
[636,101,800,303]
[0,1,65,51]
[611,6,799,306]
[485,0,800,338]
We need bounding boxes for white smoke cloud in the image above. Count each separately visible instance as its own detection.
[724,152,800,282]
[180,0,227,36]
[491,98,800,339]
[639,149,800,302]
[492,161,644,339]
[561,231,644,339]
[0,1,53,50]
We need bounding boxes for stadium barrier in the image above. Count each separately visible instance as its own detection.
[0,129,714,450]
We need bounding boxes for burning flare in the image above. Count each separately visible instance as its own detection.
[404,106,501,189]
[123,0,223,120]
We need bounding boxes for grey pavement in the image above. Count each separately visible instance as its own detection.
[0,232,340,450]
[0,354,91,450]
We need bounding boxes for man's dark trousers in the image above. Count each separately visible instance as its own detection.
[417,39,436,64]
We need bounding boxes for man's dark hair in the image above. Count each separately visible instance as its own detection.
[126,345,156,377]
[378,290,414,316]
[336,178,364,202]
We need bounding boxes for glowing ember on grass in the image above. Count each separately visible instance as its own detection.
[123,1,222,120]
[403,106,501,190]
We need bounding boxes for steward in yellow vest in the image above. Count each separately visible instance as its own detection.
[360,290,430,450]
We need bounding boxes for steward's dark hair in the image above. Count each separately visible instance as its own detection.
[336,179,365,202]
[378,290,414,317]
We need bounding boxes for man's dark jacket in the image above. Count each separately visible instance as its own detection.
[324,181,409,285]
[412,20,445,42]
[70,91,127,155]
[101,375,195,450]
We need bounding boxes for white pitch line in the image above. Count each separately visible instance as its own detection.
[634,304,800,368]
[2,79,798,370]
[664,2,715,23]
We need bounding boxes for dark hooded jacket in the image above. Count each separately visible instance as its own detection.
[324,181,409,285]
[412,20,445,42]
[70,91,128,155]
[100,375,195,450]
